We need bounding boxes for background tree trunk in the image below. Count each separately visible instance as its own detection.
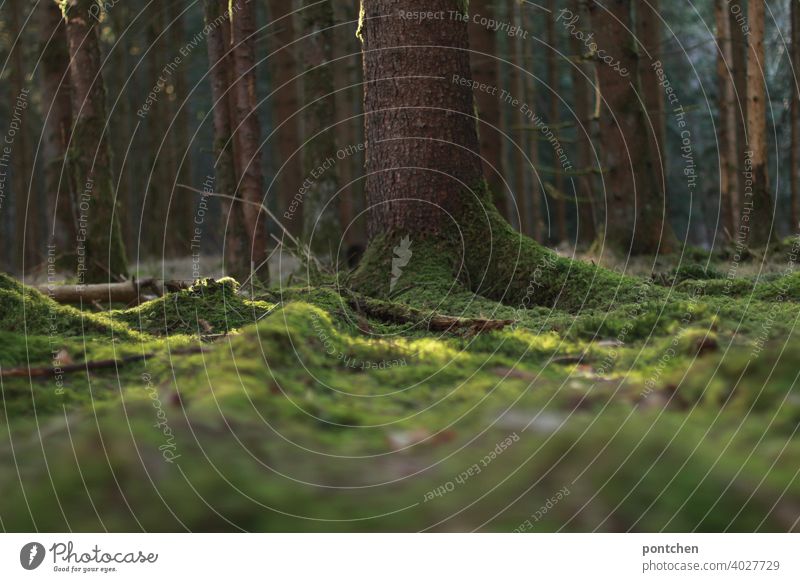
[792,0,800,232]
[229,0,269,283]
[744,0,773,246]
[588,0,673,255]
[513,0,533,239]
[716,0,740,238]
[568,0,597,247]
[9,0,38,272]
[59,0,128,282]
[267,0,304,237]
[546,0,567,244]
[167,0,193,257]
[730,0,748,232]
[40,0,76,256]
[204,0,249,281]
[301,0,343,262]
[636,0,667,233]
[522,1,543,242]
[469,0,510,221]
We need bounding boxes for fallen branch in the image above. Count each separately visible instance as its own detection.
[345,293,513,335]
[37,279,190,305]
[0,346,208,379]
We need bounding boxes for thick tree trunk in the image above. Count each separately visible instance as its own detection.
[229,0,269,283]
[793,0,800,232]
[9,0,39,272]
[356,0,636,311]
[716,0,740,238]
[588,0,673,255]
[469,0,510,221]
[267,0,304,237]
[744,0,773,246]
[301,0,343,262]
[568,0,597,247]
[546,0,567,244]
[59,0,128,282]
[40,0,77,254]
[204,0,250,281]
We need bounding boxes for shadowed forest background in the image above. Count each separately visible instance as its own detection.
[1,0,800,532]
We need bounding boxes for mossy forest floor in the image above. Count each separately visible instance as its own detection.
[2,240,800,532]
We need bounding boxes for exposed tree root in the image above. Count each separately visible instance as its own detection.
[37,279,190,305]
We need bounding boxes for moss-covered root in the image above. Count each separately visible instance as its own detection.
[351,188,666,313]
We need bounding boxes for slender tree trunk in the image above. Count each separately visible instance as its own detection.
[730,0,748,231]
[636,0,667,232]
[229,0,269,283]
[267,0,304,237]
[716,0,740,238]
[469,0,510,221]
[568,0,597,247]
[791,0,800,232]
[167,0,193,257]
[9,0,38,272]
[59,0,128,282]
[513,0,533,239]
[744,0,773,246]
[40,0,76,255]
[204,0,249,281]
[588,0,673,255]
[521,1,543,242]
[546,0,567,244]
[301,0,343,262]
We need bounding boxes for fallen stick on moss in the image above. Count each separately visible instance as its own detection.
[37,280,191,305]
[0,347,207,379]
[345,294,514,335]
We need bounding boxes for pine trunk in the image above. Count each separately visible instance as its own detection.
[469,0,510,220]
[793,0,800,231]
[716,0,740,237]
[547,0,567,244]
[230,0,269,283]
[745,0,773,246]
[588,0,673,255]
[40,0,77,254]
[204,0,249,281]
[568,0,597,246]
[301,0,343,262]
[267,0,304,237]
[59,0,128,282]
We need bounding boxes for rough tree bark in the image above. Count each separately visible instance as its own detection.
[58,0,128,282]
[301,0,343,262]
[568,0,597,246]
[40,0,76,254]
[546,0,567,244]
[229,0,269,283]
[267,0,304,237]
[469,0,511,221]
[588,0,673,255]
[716,0,740,237]
[9,0,39,272]
[521,0,544,242]
[744,0,773,246]
[167,0,193,256]
[355,0,636,312]
[513,0,534,239]
[730,0,748,229]
[793,0,800,231]
[204,0,250,281]
[636,0,667,232]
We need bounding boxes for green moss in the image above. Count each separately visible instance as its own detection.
[111,278,275,336]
